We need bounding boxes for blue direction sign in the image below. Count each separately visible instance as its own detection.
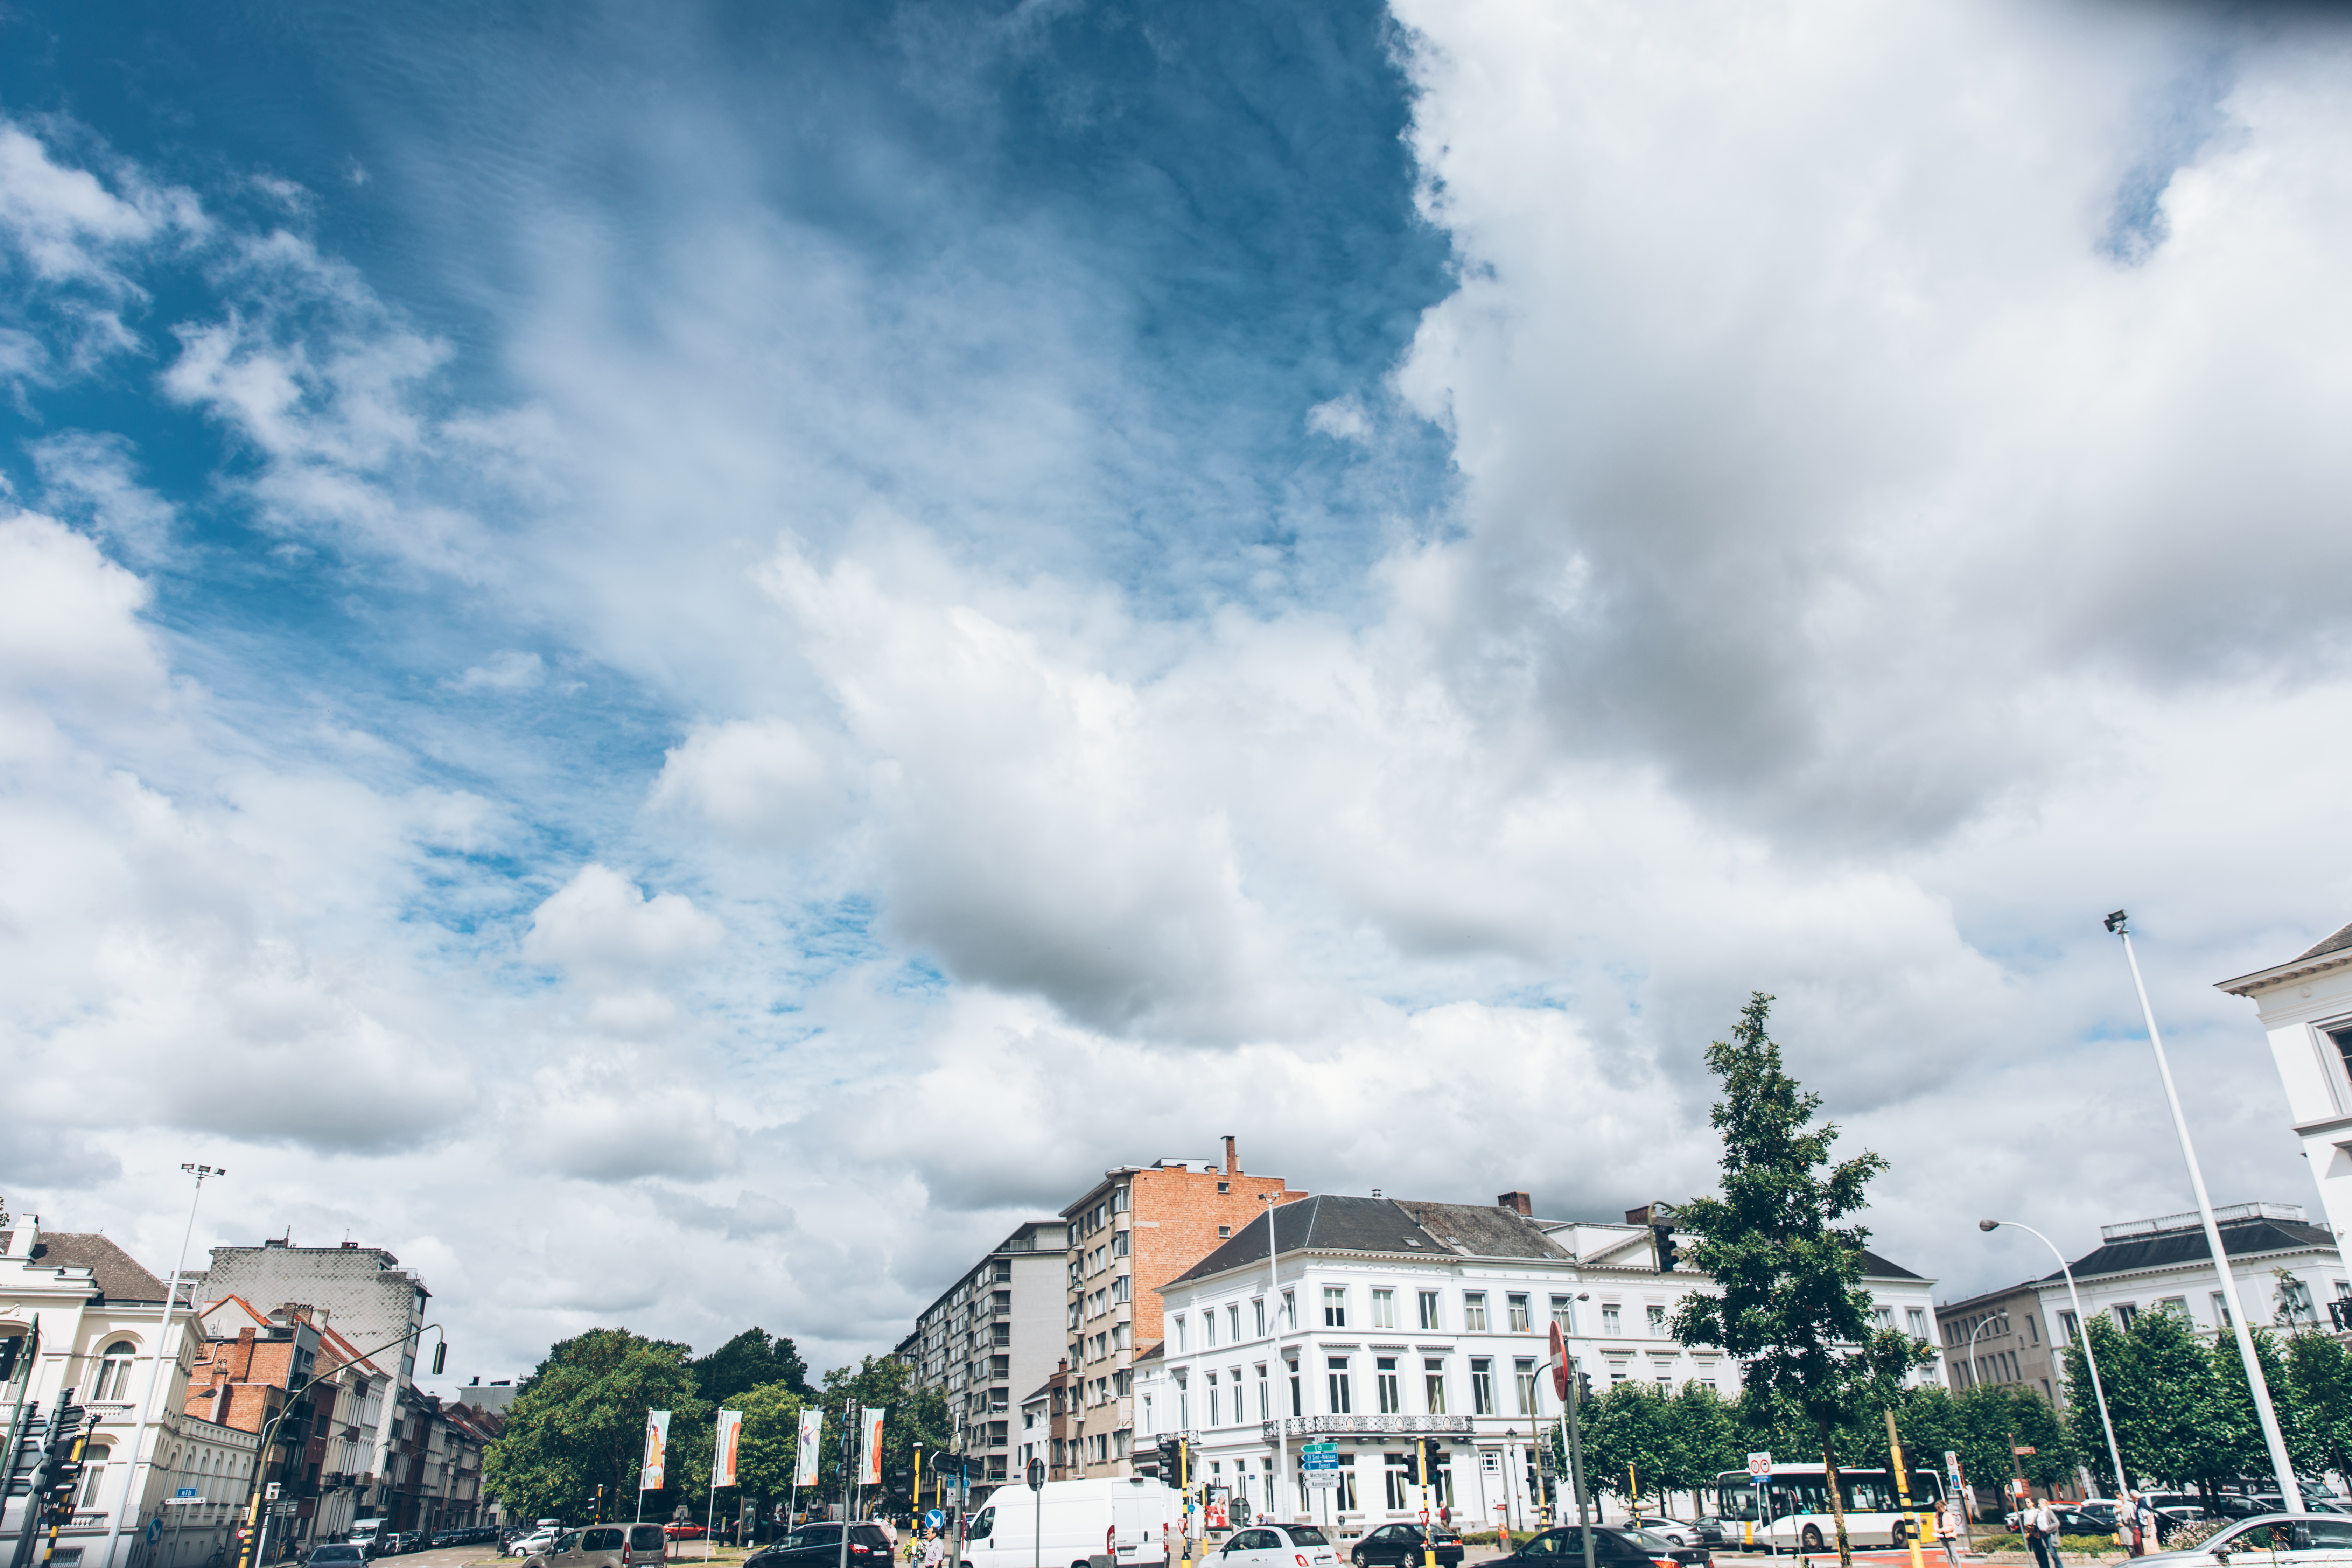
[924,1510,945,1532]
[177,1488,199,1498]
[1300,1444,1339,1472]
[147,1520,163,1543]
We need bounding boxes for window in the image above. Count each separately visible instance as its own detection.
[1209,1372,1221,1426]
[1113,1231,1129,1257]
[1385,1454,1413,1512]
[1219,1181,1231,1194]
[1601,1303,1620,1335]
[1906,1308,1928,1340]
[2026,1313,2038,1344]
[1253,1299,1267,1337]
[1114,1370,1132,1396]
[1873,1304,1896,1331]
[2212,1292,2233,1327]
[2114,1304,2138,1330]
[1514,1358,1537,1415]
[1174,1316,1186,1351]
[1372,1288,1396,1329]
[1470,1357,1494,1414]
[76,1447,110,1507]
[1324,1288,1348,1328]
[1178,1383,1190,1429]
[2058,1309,2080,1343]
[93,1342,138,1401]
[1256,1365,1270,1420]
[1463,1293,1488,1331]
[1205,1310,1218,1348]
[1550,1295,1575,1335]
[1376,1357,1402,1414]
[1508,1294,1531,1333]
[1283,1290,1297,1330]
[1423,1358,1447,1414]
[1113,1276,1131,1303]
[1646,1304,1666,1334]
[1418,1291,1441,1331]
[2157,1295,2190,1320]
[1326,1356,1352,1414]
[2330,1023,2352,1096]
[1288,1359,1302,1416]
[1229,1304,1243,1342]
[1219,1226,1231,1238]
[2280,1278,2317,1324]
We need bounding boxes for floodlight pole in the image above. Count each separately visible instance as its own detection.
[103,1163,220,1568]
[2107,911,2302,1513]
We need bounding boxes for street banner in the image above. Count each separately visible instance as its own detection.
[794,1408,824,1487]
[643,1410,672,1491]
[860,1408,887,1486]
[714,1409,743,1489]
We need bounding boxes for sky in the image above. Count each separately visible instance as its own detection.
[5,0,2352,1387]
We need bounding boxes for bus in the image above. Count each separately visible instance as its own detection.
[1712,1465,1945,1554]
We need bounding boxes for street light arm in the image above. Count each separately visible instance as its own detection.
[1979,1221,2128,1498]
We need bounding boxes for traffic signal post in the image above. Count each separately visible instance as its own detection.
[1544,1325,1596,1568]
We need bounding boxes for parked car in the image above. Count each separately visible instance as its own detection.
[1681,1519,1737,1550]
[511,1531,564,1559]
[310,1548,371,1568]
[1217,1525,1342,1568]
[2138,1515,2352,1566]
[1352,1525,1465,1568]
[1489,1526,1708,1568]
[1623,1520,1703,1550]
[743,1521,894,1568]
[663,1525,707,1541]
[522,1525,671,1568]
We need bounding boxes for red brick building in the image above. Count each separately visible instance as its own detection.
[1060,1140,1305,1478]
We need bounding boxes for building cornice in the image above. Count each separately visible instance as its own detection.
[2033,1240,2338,1293]
[2218,947,2352,998]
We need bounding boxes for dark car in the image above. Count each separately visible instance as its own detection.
[1680,1521,1736,1551]
[745,1522,894,1568]
[1351,1525,1465,1568]
[310,1548,371,1568]
[1492,1526,1707,1568]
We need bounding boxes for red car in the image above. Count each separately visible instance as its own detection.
[664,1525,708,1540]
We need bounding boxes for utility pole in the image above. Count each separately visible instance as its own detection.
[103,1164,221,1568]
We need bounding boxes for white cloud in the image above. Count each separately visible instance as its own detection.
[647,717,839,847]
[522,864,725,982]
[29,433,178,564]
[452,650,546,693]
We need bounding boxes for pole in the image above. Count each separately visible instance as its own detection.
[1976,1224,2126,1498]
[1563,1388,1594,1568]
[1963,1316,2004,1396]
[838,1402,858,1568]
[2108,912,2302,1511]
[103,1166,219,1568]
[1262,1196,1287,1523]
[1882,1412,1925,1568]
[1177,1439,1190,1568]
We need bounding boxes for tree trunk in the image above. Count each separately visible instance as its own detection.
[1817,1416,1853,1568]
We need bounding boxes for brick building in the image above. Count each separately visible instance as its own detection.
[190,1296,391,1548]
[1060,1140,1306,1479]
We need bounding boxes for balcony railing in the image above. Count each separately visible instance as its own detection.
[1260,1415,1473,1439]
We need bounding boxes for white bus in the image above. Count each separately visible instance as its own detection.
[1713,1465,1944,1554]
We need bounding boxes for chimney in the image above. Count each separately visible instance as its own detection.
[1223,1135,1238,1174]
[1625,1205,1653,1225]
[1498,1191,1533,1217]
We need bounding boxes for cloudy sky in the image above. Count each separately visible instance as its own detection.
[5,0,2352,1384]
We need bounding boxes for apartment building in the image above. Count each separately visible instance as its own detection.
[1060,1140,1306,1480]
[894,1219,1068,1496]
[1933,1282,2062,1405]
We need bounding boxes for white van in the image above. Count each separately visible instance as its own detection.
[965,1478,1184,1568]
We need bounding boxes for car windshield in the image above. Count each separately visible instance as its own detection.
[1287,1529,1330,1547]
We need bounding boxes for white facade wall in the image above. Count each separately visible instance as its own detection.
[2029,1213,2347,1344]
[2220,930,2352,1254]
[1150,1235,1938,1540]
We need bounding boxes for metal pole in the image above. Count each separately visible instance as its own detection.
[837,1402,857,1568]
[1562,1388,1594,1568]
[1977,1223,2126,1497]
[2107,913,2302,1512]
[103,1166,219,1568]
[1260,1196,1288,1523]
[1963,1315,2005,1395]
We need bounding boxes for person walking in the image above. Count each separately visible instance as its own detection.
[922,1529,946,1568]
[2133,1495,2157,1558]
[1938,1494,1963,1566]
[2113,1494,2139,1560]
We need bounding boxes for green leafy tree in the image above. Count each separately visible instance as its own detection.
[807,1357,952,1501]
[733,1381,811,1516]
[2062,1309,2252,1496]
[1666,1382,1745,1503]
[696,1329,814,1405]
[1583,1383,1678,1505]
[2283,1332,2352,1481]
[484,1329,707,1523]
[1668,994,1934,1568]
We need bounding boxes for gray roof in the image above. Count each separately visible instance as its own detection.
[1169,1195,1572,1286]
[1860,1250,1924,1281]
[2298,919,2352,964]
[2052,1216,2337,1282]
[29,1232,170,1303]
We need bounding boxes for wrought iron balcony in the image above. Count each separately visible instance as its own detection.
[1259,1415,1473,1439]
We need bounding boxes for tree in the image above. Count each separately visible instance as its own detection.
[1582,1383,1677,1506]
[1669,994,1934,1568]
[484,1329,707,1523]
[695,1329,814,1405]
[808,1357,952,1500]
[2062,1309,2249,1496]
[2282,1331,2352,1482]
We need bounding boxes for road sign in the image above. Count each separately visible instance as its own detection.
[1301,1445,1339,1472]
[1549,1324,1570,1401]
[1303,1472,1338,1491]
[925,1510,945,1531]
[147,1519,162,1544]
[2012,1446,2036,1457]
[166,1494,206,1506]
[1747,1453,1771,1477]
[177,1487,199,1498]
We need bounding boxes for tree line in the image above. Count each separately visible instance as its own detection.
[481,1326,952,1526]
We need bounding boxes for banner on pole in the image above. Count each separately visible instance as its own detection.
[714,1410,743,1490]
[860,1408,886,1487]
[794,1408,824,1488]
[643,1410,672,1491]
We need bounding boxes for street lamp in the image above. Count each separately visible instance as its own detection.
[1963,1313,2008,1393]
[101,1163,224,1568]
[2105,910,2303,1512]
[1261,1191,1287,1523]
[1976,1221,2127,1499]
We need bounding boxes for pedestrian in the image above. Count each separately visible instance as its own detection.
[922,1529,946,1568]
[2133,1496,2157,1558]
[2113,1494,2138,1560]
[2030,1497,2064,1568]
[1937,1495,1962,1567]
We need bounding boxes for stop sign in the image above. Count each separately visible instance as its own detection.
[1549,1322,1570,1400]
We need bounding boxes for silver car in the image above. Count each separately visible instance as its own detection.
[2138,1514,2352,1568]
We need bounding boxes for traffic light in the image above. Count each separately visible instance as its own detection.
[1157,1436,1186,1483]
[41,1407,89,1531]
[1407,1440,1440,1488]
[1652,1224,1678,1275]
[7,1406,51,1500]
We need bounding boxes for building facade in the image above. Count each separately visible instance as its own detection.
[0,1219,260,1568]
[1933,1283,2063,1405]
[1148,1192,1940,1535]
[1061,1142,1307,1482]
[196,1239,430,1529]
[895,1219,1068,1495]
[2220,917,2352,1254]
[2035,1203,2344,1344]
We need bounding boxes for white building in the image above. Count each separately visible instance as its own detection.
[2036,1203,2344,1344]
[1143,1193,1938,1540]
[0,1219,259,1568]
[2220,917,2352,1260]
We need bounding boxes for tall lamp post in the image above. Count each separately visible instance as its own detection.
[1963,1314,2008,1395]
[1976,1222,2126,1498]
[2105,909,2303,1512]
[102,1163,222,1568]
